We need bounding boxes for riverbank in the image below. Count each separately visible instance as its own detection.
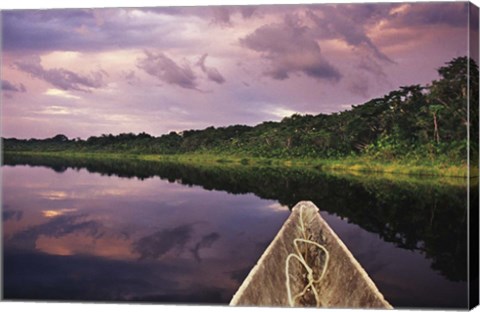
[3,151,475,178]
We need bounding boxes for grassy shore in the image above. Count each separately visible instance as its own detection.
[4,150,476,179]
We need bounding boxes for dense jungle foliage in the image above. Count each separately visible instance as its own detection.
[3,57,479,165]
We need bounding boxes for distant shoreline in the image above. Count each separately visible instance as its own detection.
[3,151,474,179]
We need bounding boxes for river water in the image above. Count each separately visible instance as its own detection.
[2,155,471,308]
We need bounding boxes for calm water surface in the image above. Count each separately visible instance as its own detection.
[2,156,470,308]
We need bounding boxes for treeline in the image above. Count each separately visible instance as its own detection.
[3,57,478,163]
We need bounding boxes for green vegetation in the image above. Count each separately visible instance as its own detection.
[3,57,478,177]
[3,148,472,178]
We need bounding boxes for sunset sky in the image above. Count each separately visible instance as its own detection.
[2,1,478,139]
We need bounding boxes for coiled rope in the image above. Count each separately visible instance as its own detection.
[285,205,330,307]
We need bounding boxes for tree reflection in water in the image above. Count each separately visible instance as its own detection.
[3,153,469,283]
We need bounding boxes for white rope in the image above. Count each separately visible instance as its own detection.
[285,206,330,307]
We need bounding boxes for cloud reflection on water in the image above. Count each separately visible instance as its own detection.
[3,165,289,303]
[2,159,470,307]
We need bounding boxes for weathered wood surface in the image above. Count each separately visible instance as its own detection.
[230,201,392,309]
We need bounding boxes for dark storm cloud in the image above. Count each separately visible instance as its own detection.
[240,14,341,82]
[197,54,226,84]
[306,5,393,63]
[14,55,106,92]
[2,80,26,92]
[137,51,198,90]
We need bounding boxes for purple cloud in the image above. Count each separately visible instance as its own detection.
[357,55,387,77]
[388,2,469,29]
[122,70,141,86]
[2,9,183,53]
[210,6,257,26]
[2,10,97,52]
[14,56,106,92]
[1,3,472,140]
[137,51,198,90]
[211,7,232,26]
[239,6,257,19]
[197,54,226,84]
[306,6,393,63]
[2,7,259,53]
[240,14,341,82]
[2,80,26,93]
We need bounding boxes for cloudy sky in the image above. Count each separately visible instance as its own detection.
[1,2,478,139]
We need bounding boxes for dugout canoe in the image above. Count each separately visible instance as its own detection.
[230,201,392,308]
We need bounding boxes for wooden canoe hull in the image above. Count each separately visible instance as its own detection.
[230,201,392,309]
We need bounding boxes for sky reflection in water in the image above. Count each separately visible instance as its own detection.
[3,165,289,302]
[2,162,469,308]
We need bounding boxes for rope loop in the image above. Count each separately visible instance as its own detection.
[285,205,329,307]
